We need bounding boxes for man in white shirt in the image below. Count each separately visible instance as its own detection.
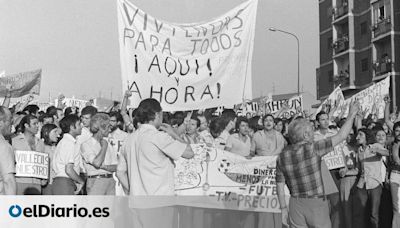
[76,106,97,194]
[314,111,342,228]
[52,115,84,195]
[118,98,194,196]
[81,113,117,195]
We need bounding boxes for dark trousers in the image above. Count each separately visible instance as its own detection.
[52,177,76,195]
[353,185,382,228]
[328,169,342,228]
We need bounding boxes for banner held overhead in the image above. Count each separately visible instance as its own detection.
[117,0,257,111]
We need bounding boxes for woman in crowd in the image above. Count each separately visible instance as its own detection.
[371,125,393,228]
[250,114,286,156]
[40,123,61,195]
[12,114,46,195]
[353,128,389,228]
[391,122,400,228]
[338,128,358,228]
[274,118,285,135]
[225,117,251,157]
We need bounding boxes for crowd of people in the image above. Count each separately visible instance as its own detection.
[0,88,400,228]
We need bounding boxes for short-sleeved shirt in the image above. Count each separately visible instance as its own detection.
[122,124,187,195]
[76,127,92,173]
[52,134,81,178]
[0,135,15,195]
[200,130,229,150]
[357,145,384,189]
[276,138,334,197]
[226,133,251,157]
[12,134,45,185]
[81,137,118,176]
[251,130,286,156]
[108,128,128,155]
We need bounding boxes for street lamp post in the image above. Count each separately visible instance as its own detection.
[268,27,300,95]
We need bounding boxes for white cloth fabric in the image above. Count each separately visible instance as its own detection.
[52,134,80,178]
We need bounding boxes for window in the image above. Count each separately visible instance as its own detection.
[379,6,385,20]
[361,22,367,35]
[328,70,333,82]
[361,58,369,72]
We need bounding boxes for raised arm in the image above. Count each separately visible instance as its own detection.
[384,96,394,130]
[331,100,359,146]
[2,85,12,108]
[121,90,133,127]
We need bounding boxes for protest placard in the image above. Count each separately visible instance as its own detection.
[0,69,41,98]
[117,0,257,111]
[55,97,88,110]
[15,150,49,179]
[322,142,346,170]
[174,144,289,212]
[265,95,303,118]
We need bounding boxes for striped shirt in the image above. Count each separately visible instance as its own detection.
[276,138,333,197]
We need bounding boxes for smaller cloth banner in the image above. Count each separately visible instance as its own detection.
[0,69,41,98]
[174,144,289,212]
[15,150,49,179]
[314,86,345,119]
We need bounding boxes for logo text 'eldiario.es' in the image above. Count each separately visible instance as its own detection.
[8,204,109,218]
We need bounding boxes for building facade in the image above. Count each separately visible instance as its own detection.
[317,0,400,108]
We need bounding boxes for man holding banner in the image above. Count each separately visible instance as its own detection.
[276,100,359,228]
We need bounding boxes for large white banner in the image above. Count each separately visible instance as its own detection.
[343,77,390,118]
[117,0,257,111]
[174,144,288,212]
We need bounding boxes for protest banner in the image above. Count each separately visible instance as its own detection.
[265,95,303,118]
[322,142,346,170]
[343,77,390,118]
[55,97,88,110]
[117,0,257,111]
[235,100,259,116]
[174,144,289,212]
[0,69,41,98]
[15,150,49,179]
[314,86,345,119]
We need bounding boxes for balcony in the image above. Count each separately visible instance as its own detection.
[372,17,391,38]
[373,58,393,76]
[334,72,350,88]
[332,35,349,55]
[333,3,348,20]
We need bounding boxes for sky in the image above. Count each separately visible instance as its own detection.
[0,0,319,102]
